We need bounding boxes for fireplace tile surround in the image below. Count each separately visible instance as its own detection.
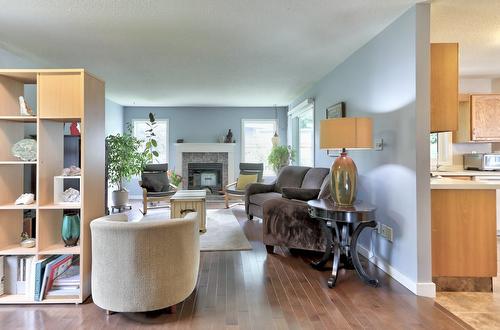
[174,143,236,190]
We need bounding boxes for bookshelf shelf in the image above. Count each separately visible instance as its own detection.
[0,69,105,305]
[0,202,37,210]
[39,244,80,255]
[39,203,81,210]
[0,116,37,122]
[0,244,37,255]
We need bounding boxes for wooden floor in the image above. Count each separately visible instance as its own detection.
[0,203,469,329]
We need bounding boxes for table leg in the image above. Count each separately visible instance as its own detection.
[311,220,333,270]
[327,223,342,288]
[350,221,379,287]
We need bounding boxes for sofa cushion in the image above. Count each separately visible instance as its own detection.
[236,173,258,190]
[275,166,310,193]
[249,192,282,206]
[301,168,330,189]
[282,187,320,201]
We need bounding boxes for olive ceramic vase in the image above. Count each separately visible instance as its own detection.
[62,213,80,247]
[330,152,358,206]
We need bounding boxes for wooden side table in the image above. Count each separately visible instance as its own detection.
[307,199,379,288]
[170,190,207,232]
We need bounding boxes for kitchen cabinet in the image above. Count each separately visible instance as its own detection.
[431,43,458,133]
[454,94,500,142]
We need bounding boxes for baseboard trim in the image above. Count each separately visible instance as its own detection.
[357,245,436,298]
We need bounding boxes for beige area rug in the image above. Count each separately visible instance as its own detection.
[200,209,252,252]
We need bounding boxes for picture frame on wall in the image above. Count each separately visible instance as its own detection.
[326,102,346,157]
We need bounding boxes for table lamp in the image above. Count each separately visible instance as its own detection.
[320,117,373,206]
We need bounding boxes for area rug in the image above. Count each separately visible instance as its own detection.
[200,209,252,252]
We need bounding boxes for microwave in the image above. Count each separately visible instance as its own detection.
[463,153,500,171]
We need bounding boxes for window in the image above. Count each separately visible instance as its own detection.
[241,119,277,176]
[133,119,169,163]
[430,132,452,170]
[288,99,314,166]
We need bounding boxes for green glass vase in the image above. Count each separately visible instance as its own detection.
[61,213,80,247]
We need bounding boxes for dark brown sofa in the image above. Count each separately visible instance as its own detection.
[245,166,330,253]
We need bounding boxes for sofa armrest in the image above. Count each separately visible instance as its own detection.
[245,182,275,214]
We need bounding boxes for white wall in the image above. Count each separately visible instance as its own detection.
[290,4,434,296]
[460,78,492,93]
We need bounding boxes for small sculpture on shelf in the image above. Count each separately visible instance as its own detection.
[19,96,35,116]
[62,188,80,203]
[15,193,35,205]
[224,129,233,143]
[61,166,81,176]
[61,213,80,247]
[11,138,37,161]
[70,122,80,136]
[20,232,35,248]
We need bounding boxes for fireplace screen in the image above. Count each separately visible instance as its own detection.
[188,162,223,193]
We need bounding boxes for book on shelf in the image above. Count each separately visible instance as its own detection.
[34,255,59,301]
[38,255,73,301]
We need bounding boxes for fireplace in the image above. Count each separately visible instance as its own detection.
[188,162,223,193]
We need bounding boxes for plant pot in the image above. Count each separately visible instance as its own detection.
[112,190,129,207]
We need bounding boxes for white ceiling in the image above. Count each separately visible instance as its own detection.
[0,0,419,106]
[431,0,500,78]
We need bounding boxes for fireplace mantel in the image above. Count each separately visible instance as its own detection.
[174,143,237,186]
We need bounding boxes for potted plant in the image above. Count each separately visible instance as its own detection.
[268,145,296,174]
[106,131,147,207]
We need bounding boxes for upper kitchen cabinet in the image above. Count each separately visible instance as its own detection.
[455,94,500,142]
[431,43,459,133]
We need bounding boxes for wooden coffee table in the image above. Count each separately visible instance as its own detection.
[170,190,207,232]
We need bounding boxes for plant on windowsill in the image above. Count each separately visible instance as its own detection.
[268,145,296,174]
[106,128,148,207]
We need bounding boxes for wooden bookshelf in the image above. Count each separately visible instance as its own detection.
[0,69,105,304]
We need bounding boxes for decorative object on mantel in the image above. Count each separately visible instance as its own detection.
[176,139,184,143]
[61,212,80,247]
[326,101,346,157]
[15,193,35,205]
[320,117,373,206]
[224,129,233,143]
[268,145,296,174]
[62,166,81,176]
[19,96,35,116]
[20,232,36,248]
[62,188,80,203]
[70,122,80,136]
[11,138,37,161]
[272,104,280,147]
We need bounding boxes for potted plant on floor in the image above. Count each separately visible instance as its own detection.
[268,145,296,174]
[106,130,148,208]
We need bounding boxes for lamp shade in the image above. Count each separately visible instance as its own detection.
[320,117,373,150]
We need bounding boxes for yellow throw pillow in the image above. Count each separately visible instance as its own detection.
[236,173,258,190]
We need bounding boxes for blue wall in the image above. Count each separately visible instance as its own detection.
[105,99,124,135]
[123,106,287,196]
[290,4,433,295]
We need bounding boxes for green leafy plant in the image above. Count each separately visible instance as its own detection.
[106,131,148,191]
[167,169,182,187]
[268,145,296,173]
[144,112,159,163]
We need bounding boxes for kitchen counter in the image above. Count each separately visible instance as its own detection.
[431,170,500,177]
[431,177,500,190]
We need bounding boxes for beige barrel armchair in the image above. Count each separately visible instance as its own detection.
[90,212,200,313]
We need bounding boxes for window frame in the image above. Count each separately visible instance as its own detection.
[241,118,277,176]
[288,98,315,167]
[132,118,170,164]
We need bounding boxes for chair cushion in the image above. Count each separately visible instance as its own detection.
[282,187,320,201]
[249,192,282,206]
[301,168,330,189]
[142,172,170,192]
[236,173,258,190]
[275,166,310,193]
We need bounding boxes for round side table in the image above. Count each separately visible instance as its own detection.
[307,199,379,288]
